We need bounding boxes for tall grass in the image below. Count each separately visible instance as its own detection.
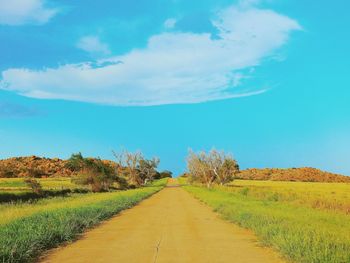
[227,180,350,214]
[183,183,350,263]
[0,179,167,262]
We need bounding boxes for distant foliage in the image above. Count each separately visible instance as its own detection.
[113,150,161,187]
[65,152,85,172]
[0,151,169,190]
[236,167,350,183]
[26,167,46,178]
[155,170,173,179]
[138,158,160,184]
[187,149,239,188]
[0,165,16,178]
[70,153,118,192]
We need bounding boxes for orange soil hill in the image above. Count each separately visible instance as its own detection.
[0,156,73,178]
[237,167,350,183]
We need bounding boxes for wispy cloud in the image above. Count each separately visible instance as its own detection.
[76,36,111,57]
[0,0,59,26]
[0,102,40,118]
[164,18,177,29]
[0,3,301,106]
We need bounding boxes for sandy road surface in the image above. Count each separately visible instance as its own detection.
[41,180,284,263]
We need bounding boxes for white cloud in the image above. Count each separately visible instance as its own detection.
[164,18,177,29]
[76,36,111,56]
[0,4,301,106]
[0,0,59,25]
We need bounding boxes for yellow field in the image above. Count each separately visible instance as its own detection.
[183,179,350,262]
[0,177,84,191]
[0,189,150,225]
[0,178,169,226]
[224,180,350,214]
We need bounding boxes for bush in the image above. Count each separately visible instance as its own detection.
[24,178,43,195]
[156,170,173,179]
[26,168,46,178]
[70,153,118,192]
[65,152,85,172]
[0,166,16,178]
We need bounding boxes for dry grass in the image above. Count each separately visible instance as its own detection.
[225,180,350,214]
[0,179,168,262]
[183,179,350,263]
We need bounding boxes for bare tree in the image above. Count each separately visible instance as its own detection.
[187,149,239,188]
[209,150,239,185]
[138,157,160,184]
[113,149,143,186]
[187,150,216,188]
[113,149,160,186]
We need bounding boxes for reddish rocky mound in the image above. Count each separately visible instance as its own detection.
[0,156,73,178]
[236,167,350,183]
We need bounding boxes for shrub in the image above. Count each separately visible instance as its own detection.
[24,178,43,195]
[157,170,173,179]
[26,167,46,178]
[65,152,85,172]
[70,153,118,192]
[0,166,16,178]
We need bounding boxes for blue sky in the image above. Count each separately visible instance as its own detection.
[0,0,349,175]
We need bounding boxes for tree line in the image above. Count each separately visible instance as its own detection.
[66,150,171,192]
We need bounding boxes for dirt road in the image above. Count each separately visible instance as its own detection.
[42,180,284,263]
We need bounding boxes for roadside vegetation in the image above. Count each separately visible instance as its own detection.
[183,183,350,263]
[0,151,172,203]
[227,180,350,214]
[0,179,167,262]
[0,150,171,262]
[183,149,350,263]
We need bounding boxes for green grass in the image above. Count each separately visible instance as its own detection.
[0,178,167,263]
[183,181,350,263]
[227,180,350,214]
[0,178,85,191]
[0,178,89,204]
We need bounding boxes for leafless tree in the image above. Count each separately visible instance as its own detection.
[187,149,239,188]
[113,149,160,186]
[113,149,143,186]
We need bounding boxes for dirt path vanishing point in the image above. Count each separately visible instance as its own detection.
[41,180,285,263]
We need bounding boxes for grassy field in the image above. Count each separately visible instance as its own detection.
[182,179,350,263]
[0,179,167,263]
[0,177,85,191]
[0,177,89,204]
[227,180,350,214]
